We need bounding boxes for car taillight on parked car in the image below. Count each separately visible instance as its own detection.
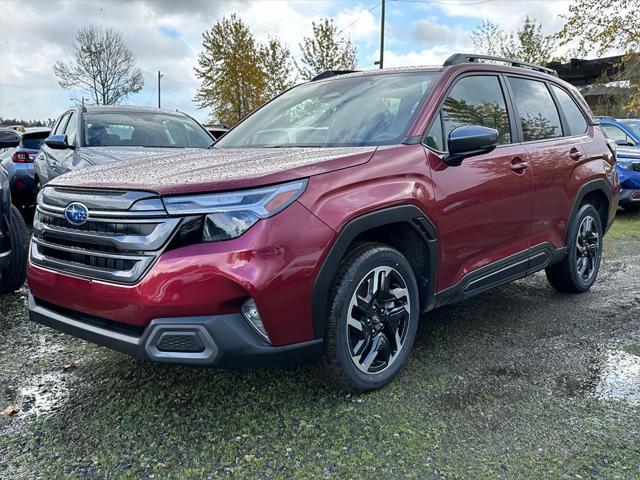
[11,151,33,163]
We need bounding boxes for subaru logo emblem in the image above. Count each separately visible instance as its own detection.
[64,202,89,226]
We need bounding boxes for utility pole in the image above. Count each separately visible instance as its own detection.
[374,0,385,69]
[157,71,162,108]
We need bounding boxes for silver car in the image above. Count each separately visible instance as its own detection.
[35,105,215,188]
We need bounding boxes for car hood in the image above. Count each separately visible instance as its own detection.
[51,146,377,195]
[78,146,203,166]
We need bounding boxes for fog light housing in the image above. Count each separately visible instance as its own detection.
[241,298,270,343]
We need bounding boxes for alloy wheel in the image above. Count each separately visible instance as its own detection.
[575,214,600,282]
[346,266,411,374]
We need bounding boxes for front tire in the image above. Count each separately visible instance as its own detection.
[1,205,28,294]
[319,243,419,391]
[622,203,640,213]
[545,204,603,293]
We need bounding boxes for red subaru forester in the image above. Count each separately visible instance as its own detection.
[28,54,619,391]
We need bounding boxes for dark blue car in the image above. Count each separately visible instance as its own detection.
[598,117,640,212]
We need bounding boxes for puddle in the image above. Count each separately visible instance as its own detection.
[594,349,640,404]
[16,372,69,416]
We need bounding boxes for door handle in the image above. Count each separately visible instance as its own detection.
[569,147,583,161]
[510,157,529,174]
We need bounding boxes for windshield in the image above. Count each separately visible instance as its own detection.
[21,133,48,150]
[620,119,640,138]
[217,72,438,148]
[82,112,213,148]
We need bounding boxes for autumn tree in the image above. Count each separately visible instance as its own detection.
[259,37,296,100]
[557,0,640,112]
[53,26,144,105]
[471,16,557,64]
[297,18,357,80]
[194,14,268,126]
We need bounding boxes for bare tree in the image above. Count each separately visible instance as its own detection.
[53,25,144,105]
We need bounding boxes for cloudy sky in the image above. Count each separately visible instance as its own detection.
[0,0,577,123]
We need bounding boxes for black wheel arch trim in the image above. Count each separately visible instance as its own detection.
[567,178,614,240]
[311,204,438,339]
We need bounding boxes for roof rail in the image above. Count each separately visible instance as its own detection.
[311,70,359,81]
[443,53,558,77]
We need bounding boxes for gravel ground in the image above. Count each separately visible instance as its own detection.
[0,210,639,479]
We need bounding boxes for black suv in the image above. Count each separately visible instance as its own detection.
[0,130,28,294]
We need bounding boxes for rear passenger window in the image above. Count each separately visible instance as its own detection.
[441,75,512,146]
[508,77,562,141]
[550,85,588,136]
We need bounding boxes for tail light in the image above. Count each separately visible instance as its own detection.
[12,151,33,163]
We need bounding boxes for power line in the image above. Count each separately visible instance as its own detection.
[337,1,381,35]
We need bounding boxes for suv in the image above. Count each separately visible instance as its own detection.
[27,54,619,391]
[34,105,214,188]
[0,130,29,294]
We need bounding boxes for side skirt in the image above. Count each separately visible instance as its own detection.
[432,242,567,309]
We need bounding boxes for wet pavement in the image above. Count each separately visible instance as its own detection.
[0,211,639,479]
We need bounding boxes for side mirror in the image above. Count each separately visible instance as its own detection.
[615,139,634,147]
[45,134,74,150]
[0,129,20,149]
[444,126,499,166]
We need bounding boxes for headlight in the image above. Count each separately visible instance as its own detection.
[164,179,307,242]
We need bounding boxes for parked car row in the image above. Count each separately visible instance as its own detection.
[18,53,620,391]
[0,130,28,294]
[597,116,640,212]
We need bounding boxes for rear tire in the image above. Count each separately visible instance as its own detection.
[318,243,419,391]
[1,206,28,294]
[545,204,602,293]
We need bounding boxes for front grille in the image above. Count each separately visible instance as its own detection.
[31,186,181,284]
[157,333,205,353]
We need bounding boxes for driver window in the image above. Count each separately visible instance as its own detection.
[54,113,70,135]
[65,112,78,146]
[602,124,633,146]
[441,75,512,148]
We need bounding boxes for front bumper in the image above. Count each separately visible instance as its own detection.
[28,201,336,346]
[29,294,323,368]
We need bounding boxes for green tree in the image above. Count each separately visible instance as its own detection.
[471,16,557,64]
[53,25,143,105]
[297,18,357,80]
[259,37,295,100]
[470,20,506,58]
[557,0,640,113]
[194,14,267,126]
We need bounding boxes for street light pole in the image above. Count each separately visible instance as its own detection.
[379,0,385,69]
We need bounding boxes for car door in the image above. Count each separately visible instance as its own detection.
[506,76,594,249]
[42,112,71,181]
[424,74,532,292]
